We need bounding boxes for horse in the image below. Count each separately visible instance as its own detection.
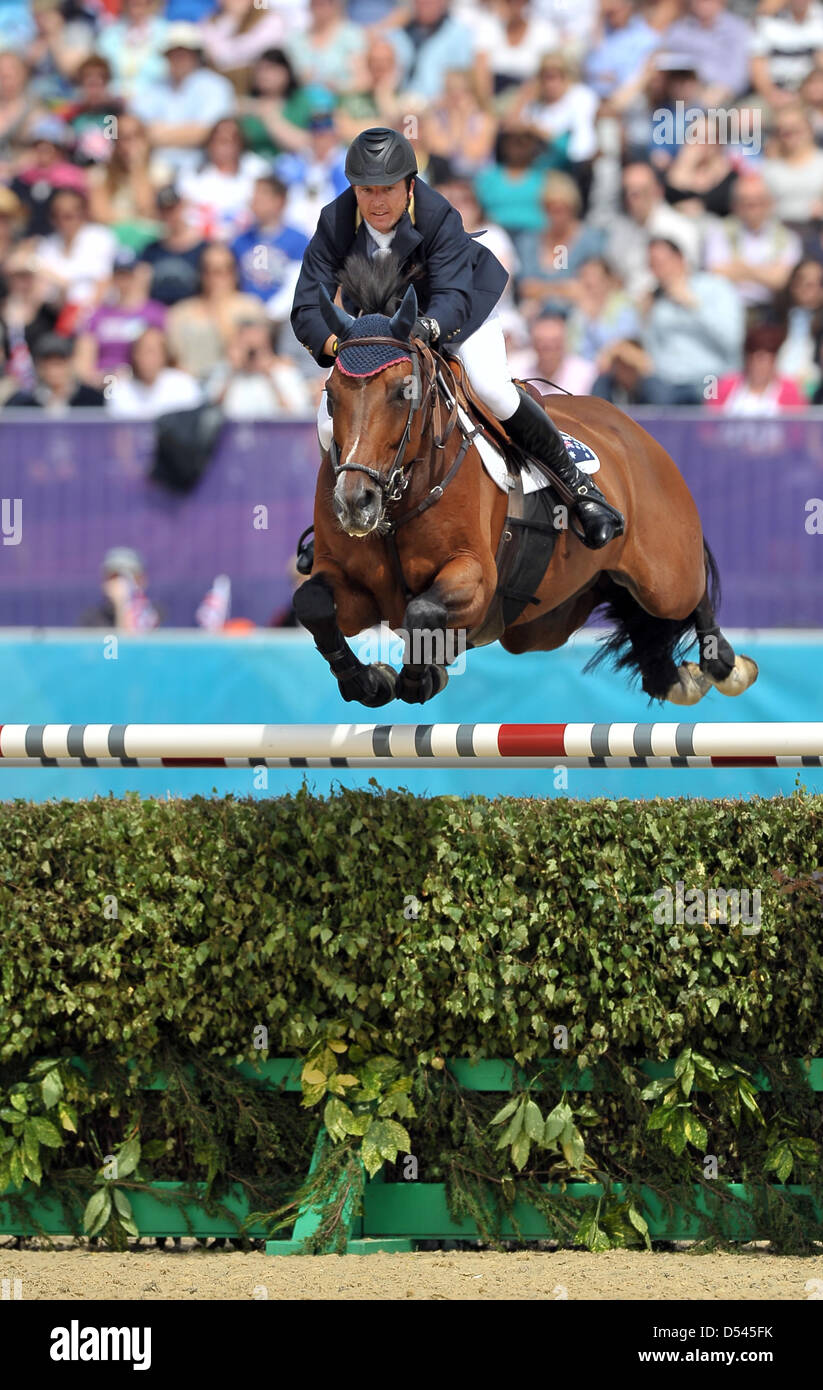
[292,253,758,709]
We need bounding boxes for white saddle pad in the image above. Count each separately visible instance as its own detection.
[458,405,601,495]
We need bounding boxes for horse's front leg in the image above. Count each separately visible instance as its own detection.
[395,555,489,705]
[293,567,398,707]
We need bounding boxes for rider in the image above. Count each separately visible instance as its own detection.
[291,127,623,549]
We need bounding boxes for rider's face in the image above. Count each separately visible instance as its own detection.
[354,178,412,233]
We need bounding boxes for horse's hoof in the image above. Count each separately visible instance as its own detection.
[339,662,398,707]
[396,664,449,705]
[708,654,759,696]
[666,661,712,706]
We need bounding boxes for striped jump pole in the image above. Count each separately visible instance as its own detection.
[1,722,823,768]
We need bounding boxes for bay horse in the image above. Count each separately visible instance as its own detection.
[292,254,757,709]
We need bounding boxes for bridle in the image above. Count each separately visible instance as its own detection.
[327,333,480,527]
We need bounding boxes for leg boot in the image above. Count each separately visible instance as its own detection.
[504,387,624,549]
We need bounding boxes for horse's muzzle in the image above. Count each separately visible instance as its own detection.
[333,475,382,537]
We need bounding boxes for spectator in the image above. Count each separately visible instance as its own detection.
[286,0,366,94]
[429,168,519,303]
[0,52,40,167]
[564,256,641,361]
[105,324,202,417]
[392,0,476,102]
[79,546,160,630]
[35,187,117,314]
[419,70,496,179]
[9,116,87,238]
[592,337,702,403]
[584,0,659,102]
[274,109,349,237]
[165,242,266,378]
[472,0,561,101]
[663,0,751,105]
[237,48,312,159]
[0,246,59,384]
[662,112,739,219]
[137,186,209,306]
[0,186,24,262]
[750,0,823,109]
[337,35,407,138]
[761,103,823,227]
[703,174,801,312]
[87,114,158,245]
[474,127,549,251]
[710,322,808,413]
[643,54,703,167]
[75,246,166,384]
[603,160,701,301]
[800,65,823,145]
[177,117,268,242]
[517,172,606,309]
[509,52,600,173]
[230,175,308,316]
[131,23,236,177]
[63,55,125,167]
[208,318,311,417]
[4,331,105,410]
[642,235,745,394]
[97,0,169,103]
[525,310,598,394]
[534,0,600,56]
[25,0,96,105]
[771,256,823,393]
[200,0,295,91]
[0,0,34,49]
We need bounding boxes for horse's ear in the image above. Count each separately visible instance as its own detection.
[387,284,418,342]
[319,284,355,339]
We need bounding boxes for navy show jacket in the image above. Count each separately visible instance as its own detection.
[290,178,509,366]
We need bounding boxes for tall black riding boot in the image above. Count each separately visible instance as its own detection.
[504,387,625,549]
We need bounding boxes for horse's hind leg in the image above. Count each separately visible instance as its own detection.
[688,592,759,697]
[293,570,398,707]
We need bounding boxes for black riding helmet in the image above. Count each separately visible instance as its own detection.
[344,127,418,187]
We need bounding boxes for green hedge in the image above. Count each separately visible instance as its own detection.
[1,788,822,1250]
[3,787,822,1062]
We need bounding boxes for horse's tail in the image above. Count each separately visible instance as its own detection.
[583,539,719,702]
[703,537,721,615]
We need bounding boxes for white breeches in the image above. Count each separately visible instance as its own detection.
[315,306,519,450]
[451,308,520,420]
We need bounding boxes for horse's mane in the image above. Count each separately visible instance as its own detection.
[338,251,417,317]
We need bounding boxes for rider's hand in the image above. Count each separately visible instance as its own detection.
[412,317,439,345]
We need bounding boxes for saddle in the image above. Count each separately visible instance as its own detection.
[445,360,563,649]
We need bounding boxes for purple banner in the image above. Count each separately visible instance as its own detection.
[0,417,318,628]
[0,412,821,628]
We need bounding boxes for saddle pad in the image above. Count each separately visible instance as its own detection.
[458,405,601,494]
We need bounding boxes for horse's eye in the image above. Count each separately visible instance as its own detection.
[326,393,334,415]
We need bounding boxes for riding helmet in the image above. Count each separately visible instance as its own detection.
[344,127,418,187]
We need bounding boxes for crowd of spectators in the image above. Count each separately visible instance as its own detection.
[3,0,823,418]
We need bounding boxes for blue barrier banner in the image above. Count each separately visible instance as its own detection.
[1,630,821,803]
[0,413,822,627]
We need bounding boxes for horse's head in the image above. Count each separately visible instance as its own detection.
[320,258,427,538]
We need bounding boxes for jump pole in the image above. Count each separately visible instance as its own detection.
[1,722,823,768]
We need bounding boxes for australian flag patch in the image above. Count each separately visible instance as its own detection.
[559,431,601,474]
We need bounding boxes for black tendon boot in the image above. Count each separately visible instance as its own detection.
[505,387,625,549]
